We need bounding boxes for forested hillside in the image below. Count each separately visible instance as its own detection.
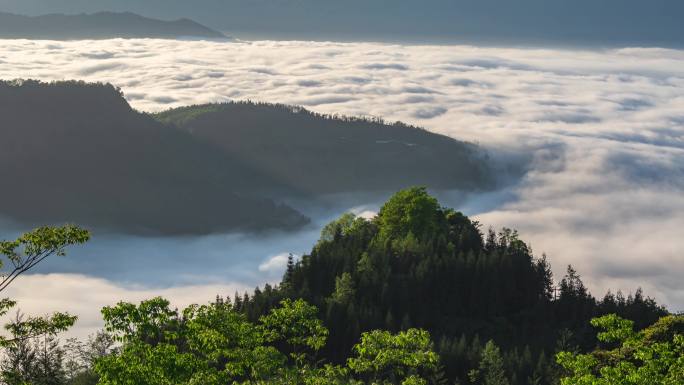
[237,187,668,384]
[155,103,490,195]
[0,80,306,235]
[0,80,492,235]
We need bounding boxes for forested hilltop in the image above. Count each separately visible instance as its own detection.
[0,11,225,39]
[237,188,669,384]
[0,80,492,235]
[0,188,680,385]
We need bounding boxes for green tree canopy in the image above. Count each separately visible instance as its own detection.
[376,187,445,243]
[259,298,329,367]
[556,314,684,385]
[469,340,510,385]
[97,298,332,384]
[0,225,89,347]
[0,225,90,293]
[96,296,443,385]
[347,328,440,384]
[0,225,90,385]
[319,213,362,244]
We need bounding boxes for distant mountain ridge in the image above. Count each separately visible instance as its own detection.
[1,0,682,46]
[0,11,225,39]
[0,80,492,235]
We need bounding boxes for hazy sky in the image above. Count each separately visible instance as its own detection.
[1,38,683,338]
[1,0,683,45]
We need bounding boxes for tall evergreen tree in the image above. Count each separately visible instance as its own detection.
[473,340,509,385]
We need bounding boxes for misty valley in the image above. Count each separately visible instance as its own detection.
[0,3,683,385]
[1,78,681,385]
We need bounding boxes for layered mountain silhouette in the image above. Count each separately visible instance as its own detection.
[0,11,225,39]
[0,80,491,235]
[2,1,682,46]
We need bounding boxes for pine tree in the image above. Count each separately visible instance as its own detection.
[559,265,588,299]
[0,313,67,385]
[400,313,412,330]
[286,253,295,281]
[34,334,67,385]
[485,227,497,252]
[384,310,395,330]
[234,291,243,311]
[535,254,554,301]
[1,330,36,385]
[476,340,509,385]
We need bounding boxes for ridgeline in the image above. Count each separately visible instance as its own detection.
[0,11,225,40]
[0,80,492,235]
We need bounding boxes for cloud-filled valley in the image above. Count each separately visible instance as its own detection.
[1,38,684,337]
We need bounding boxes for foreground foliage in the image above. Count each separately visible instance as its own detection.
[95,297,440,385]
[0,225,90,384]
[557,314,684,385]
[0,225,89,346]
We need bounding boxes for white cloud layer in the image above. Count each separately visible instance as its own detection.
[1,39,684,338]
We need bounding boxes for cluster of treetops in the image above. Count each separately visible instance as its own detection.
[0,187,681,385]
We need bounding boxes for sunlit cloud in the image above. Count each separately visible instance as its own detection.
[258,253,300,278]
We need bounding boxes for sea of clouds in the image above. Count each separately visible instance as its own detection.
[1,38,683,338]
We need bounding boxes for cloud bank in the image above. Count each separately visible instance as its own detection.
[1,39,683,338]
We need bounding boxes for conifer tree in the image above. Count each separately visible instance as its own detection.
[472,340,509,385]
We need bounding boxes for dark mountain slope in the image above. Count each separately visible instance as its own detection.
[0,80,305,235]
[0,11,225,39]
[0,80,492,235]
[155,103,491,196]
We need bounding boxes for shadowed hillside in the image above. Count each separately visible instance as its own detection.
[0,11,225,39]
[155,103,491,196]
[0,80,492,235]
[0,80,304,235]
